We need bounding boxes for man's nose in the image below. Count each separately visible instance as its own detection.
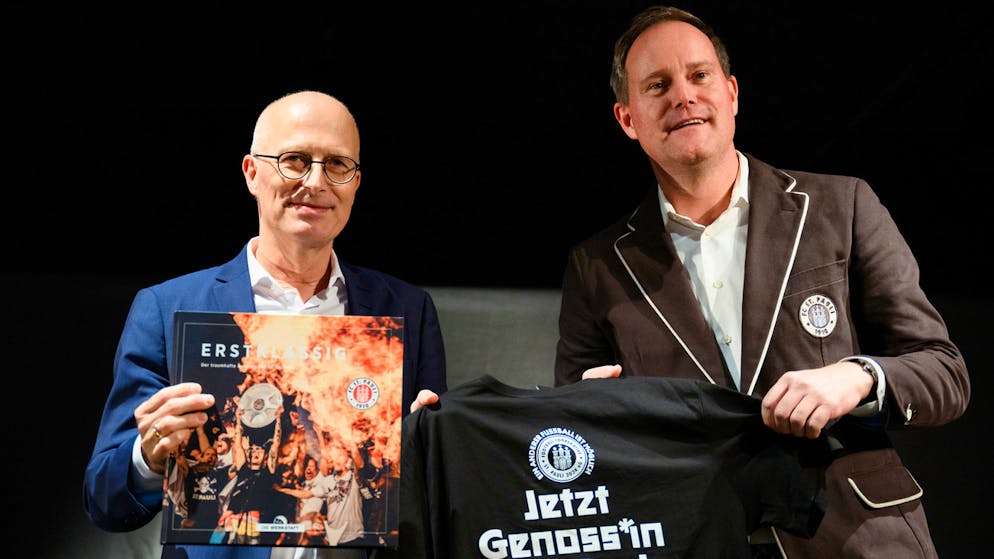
[301,162,330,190]
[671,80,695,108]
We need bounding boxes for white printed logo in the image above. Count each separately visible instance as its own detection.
[528,427,595,483]
[799,294,838,338]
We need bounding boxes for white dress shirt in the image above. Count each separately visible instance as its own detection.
[659,152,749,388]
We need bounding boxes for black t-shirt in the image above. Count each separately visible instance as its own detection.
[399,375,830,559]
[184,466,226,528]
[228,463,280,519]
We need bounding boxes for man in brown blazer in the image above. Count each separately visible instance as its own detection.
[554,6,970,558]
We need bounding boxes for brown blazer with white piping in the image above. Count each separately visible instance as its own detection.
[554,152,970,558]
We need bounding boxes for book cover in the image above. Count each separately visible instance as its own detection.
[161,311,403,549]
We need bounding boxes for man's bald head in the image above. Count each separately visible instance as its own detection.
[250,90,360,158]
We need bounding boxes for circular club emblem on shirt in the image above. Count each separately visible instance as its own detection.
[346,378,379,410]
[798,294,838,338]
[528,427,595,483]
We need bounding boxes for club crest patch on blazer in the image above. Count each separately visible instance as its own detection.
[798,294,838,338]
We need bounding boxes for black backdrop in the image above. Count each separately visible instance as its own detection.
[7,2,993,557]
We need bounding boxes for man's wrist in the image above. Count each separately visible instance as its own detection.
[854,358,879,397]
[131,434,165,502]
[840,356,887,417]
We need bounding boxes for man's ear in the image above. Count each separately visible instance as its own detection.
[728,75,739,117]
[613,102,639,140]
[243,155,259,197]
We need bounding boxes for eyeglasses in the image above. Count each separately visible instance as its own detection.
[252,151,360,184]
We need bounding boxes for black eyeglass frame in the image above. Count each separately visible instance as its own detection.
[252,152,361,184]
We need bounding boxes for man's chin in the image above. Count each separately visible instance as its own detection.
[282,222,344,246]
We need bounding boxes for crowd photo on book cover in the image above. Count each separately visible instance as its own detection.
[162,312,404,549]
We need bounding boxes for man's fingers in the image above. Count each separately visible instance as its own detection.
[135,383,215,475]
[788,399,818,437]
[410,389,439,413]
[803,405,833,439]
[760,381,788,432]
[135,382,205,416]
[581,364,622,379]
[763,386,804,435]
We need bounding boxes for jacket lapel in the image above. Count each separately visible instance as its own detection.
[212,250,257,312]
[615,189,732,387]
[342,262,375,316]
[739,155,808,395]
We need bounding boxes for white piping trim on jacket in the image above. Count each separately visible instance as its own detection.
[614,208,717,384]
[771,527,788,558]
[846,475,923,508]
[745,176,806,397]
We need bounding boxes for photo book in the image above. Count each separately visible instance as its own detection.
[161,311,403,549]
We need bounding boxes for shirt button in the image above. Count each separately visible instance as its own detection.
[723,335,733,345]
[712,280,724,289]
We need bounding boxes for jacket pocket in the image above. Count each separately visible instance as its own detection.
[783,259,847,298]
[776,449,936,558]
[847,465,923,508]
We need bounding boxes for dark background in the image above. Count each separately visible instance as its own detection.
[6,2,992,557]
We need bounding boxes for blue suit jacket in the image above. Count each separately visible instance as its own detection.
[83,248,447,559]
